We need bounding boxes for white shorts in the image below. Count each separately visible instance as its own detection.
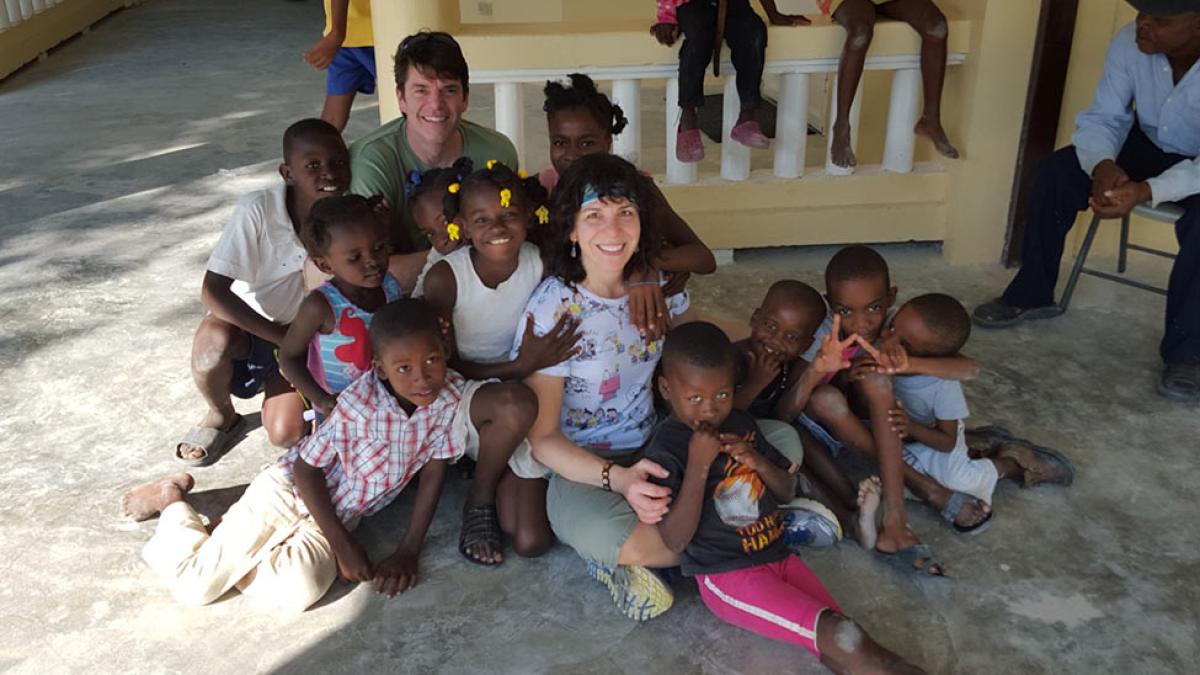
[451,379,549,480]
[902,421,998,504]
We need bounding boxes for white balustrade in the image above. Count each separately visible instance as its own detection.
[17,0,32,21]
[493,82,525,169]
[609,79,641,167]
[0,2,9,31]
[475,52,963,186]
[31,0,45,14]
[882,67,921,173]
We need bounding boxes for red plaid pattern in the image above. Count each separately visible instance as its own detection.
[278,369,466,523]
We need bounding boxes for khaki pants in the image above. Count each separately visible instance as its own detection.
[142,466,337,612]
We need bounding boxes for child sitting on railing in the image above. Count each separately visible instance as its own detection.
[825,0,959,170]
[651,0,811,163]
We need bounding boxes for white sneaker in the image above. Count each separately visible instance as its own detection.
[780,497,843,549]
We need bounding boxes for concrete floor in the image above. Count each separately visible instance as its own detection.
[1,1,1197,673]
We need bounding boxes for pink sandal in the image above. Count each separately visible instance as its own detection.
[730,119,770,149]
[676,128,704,163]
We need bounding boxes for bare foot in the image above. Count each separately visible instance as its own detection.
[122,474,194,522]
[830,123,856,168]
[854,477,882,549]
[874,516,921,554]
[914,118,959,159]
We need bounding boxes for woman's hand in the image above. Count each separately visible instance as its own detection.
[611,458,673,524]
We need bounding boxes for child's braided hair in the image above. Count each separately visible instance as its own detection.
[543,73,629,136]
[406,156,474,203]
[442,160,550,226]
[301,194,378,257]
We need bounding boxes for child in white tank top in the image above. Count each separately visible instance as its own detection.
[423,161,581,381]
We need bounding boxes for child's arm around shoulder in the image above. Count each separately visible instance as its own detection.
[279,290,337,413]
[652,425,721,553]
[371,458,449,597]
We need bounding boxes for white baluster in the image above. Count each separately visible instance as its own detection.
[493,82,525,169]
[18,0,33,21]
[609,79,641,167]
[824,75,863,176]
[0,1,10,31]
[31,0,44,14]
[665,77,697,185]
[883,68,920,174]
[720,75,750,181]
[5,0,22,25]
[773,72,809,179]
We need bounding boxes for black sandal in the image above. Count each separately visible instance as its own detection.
[459,503,503,567]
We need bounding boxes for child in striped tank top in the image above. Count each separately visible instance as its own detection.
[280,195,404,418]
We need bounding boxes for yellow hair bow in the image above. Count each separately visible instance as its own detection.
[535,205,550,225]
[447,223,461,241]
[499,188,512,208]
[448,182,460,194]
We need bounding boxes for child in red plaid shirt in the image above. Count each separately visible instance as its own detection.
[122,299,534,610]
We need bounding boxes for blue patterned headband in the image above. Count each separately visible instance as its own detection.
[581,182,637,207]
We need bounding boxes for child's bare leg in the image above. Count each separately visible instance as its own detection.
[181,316,249,460]
[830,0,878,168]
[464,383,537,564]
[320,93,356,132]
[260,371,308,448]
[122,474,195,522]
[817,612,927,675]
[796,421,858,509]
[617,522,680,568]
[855,372,920,553]
[497,471,553,558]
[878,0,959,159]
[809,384,988,530]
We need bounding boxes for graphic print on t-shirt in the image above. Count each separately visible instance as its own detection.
[333,308,371,370]
[714,456,785,554]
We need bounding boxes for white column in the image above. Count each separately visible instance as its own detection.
[773,72,809,179]
[0,2,10,31]
[720,74,750,181]
[610,79,642,167]
[665,77,697,185]
[493,82,525,169]
[883,68,921,174]
[824,75,863,176]
[18,0,33,21]
[31,0,44,14]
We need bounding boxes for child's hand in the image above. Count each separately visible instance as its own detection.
[810,315,860,375]
[367,195,391,224]
[333,537,373,583]
[304,33,343,70]
[888,401,911,439]
[848,355,881,381]
[721,431,766,471]
[857,340,909,374]
[317,392,340,417]
[650,22,681,46]
[688,423,724,466]
[372,546,420,597]
[767,12,811,26]
[516,312,582,373]
[662,270,690,297]
[627,273,669,342]
[747,346,784,388]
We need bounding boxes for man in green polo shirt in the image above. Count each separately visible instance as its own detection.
[349,31,517,251]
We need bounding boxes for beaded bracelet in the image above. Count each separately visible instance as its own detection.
[601,460,615,491]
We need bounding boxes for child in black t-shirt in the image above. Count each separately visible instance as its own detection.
[647,322,925,674]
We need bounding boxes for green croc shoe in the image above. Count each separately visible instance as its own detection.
[585,560,674,621]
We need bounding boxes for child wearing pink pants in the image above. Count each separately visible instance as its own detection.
[648,321,926,674]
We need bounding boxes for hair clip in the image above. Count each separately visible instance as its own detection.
[404,170,424,197]
[447,223,461,241]
[535,205,550,225]
[542,102,550,112]
[499,188,512,208]
[518,169,528,179]
[486,159,497,170]
[448,182,460,194]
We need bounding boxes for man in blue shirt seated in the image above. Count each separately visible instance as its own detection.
[973,1,1200,402]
